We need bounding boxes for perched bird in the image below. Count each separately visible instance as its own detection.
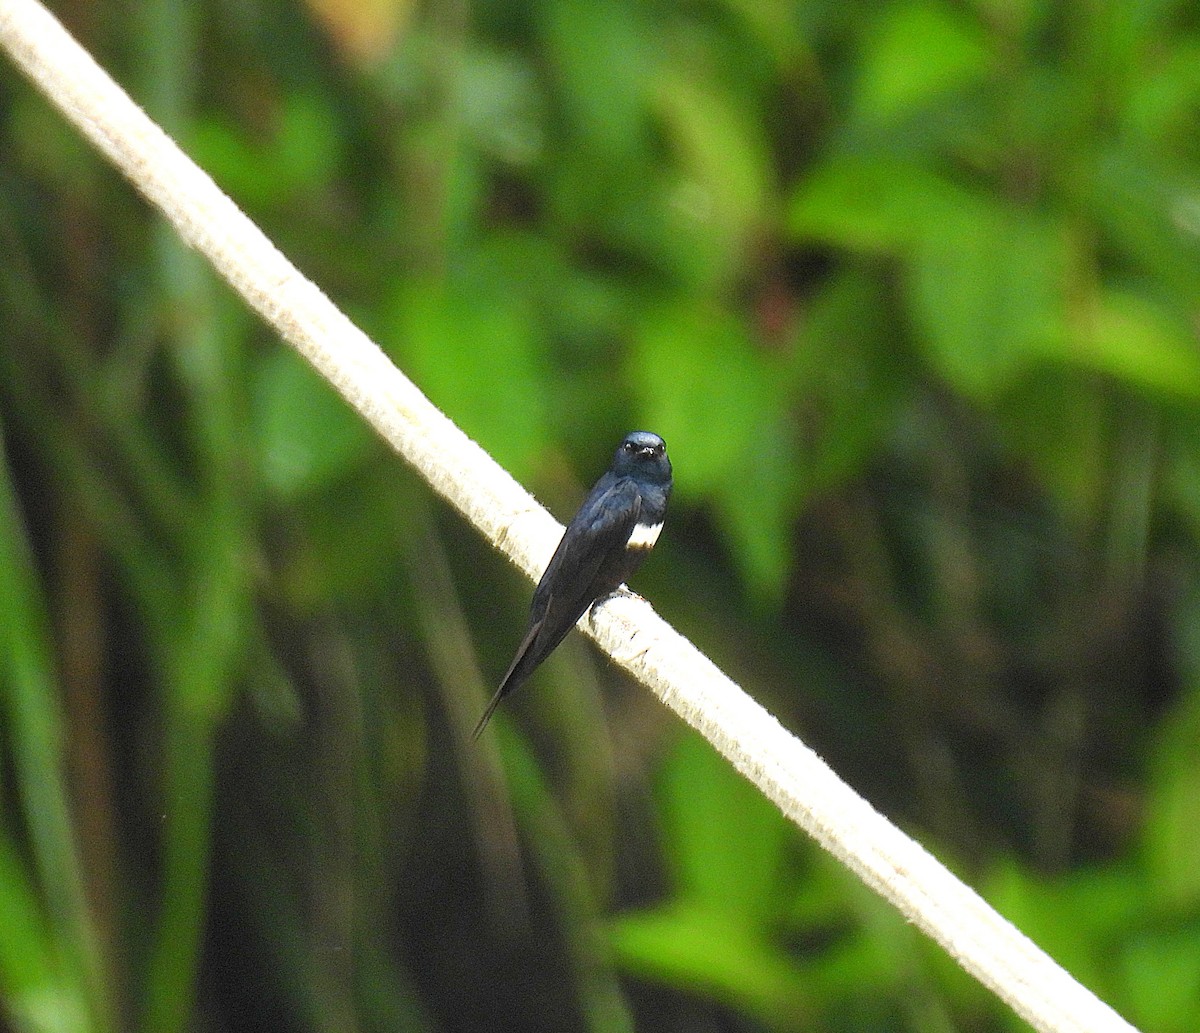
[472,431,673,739]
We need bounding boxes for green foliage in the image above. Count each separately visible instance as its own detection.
[613,736,968,1031]
[390,271,549,481]
[254,348,374,499]
[3,0,1200,1029]
[611,734,810,1028]
[853,1,992,123]
[0,424,105,1033]
[633,300,796,595]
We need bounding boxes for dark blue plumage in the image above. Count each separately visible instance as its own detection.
[473,431,672,738]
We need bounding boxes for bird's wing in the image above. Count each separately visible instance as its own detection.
[470,478,641,740]
[532,476,642,616]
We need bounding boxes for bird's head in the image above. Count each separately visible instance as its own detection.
[613,431,672,484]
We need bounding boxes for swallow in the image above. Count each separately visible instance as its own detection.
[473,431,673,739]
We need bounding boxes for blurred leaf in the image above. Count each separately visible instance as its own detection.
[612,734,804,1025]
[985,860,1145,999]
[632,301,781,491]
[610,903,810,1029]
[964,0,1047,43]
[253,348,373,499]
[456,47,545,167]
[1163,416,1200,540]
[1120,40,1200,148]
[660,733,790,919]
[389,275,548,483]
[1119,927,1200,1033]
[787,856,963,1025]
[633,301,796,595]
[190,91,342,208]
[994,372,1109,522]
[788,155,950,253]
[1144,591,1200,908]
[653,71,774,278]
[0,832,81,1033]
[284,470,423,612]
[1051,288,1200,399]
[908,202,1068,396]
[712,415,800,601]
[0,433,104,1033]
[716,0,807,69]
[791,267,905,496]
[542,0,656,160]
[854,0,991,123]
[1082,147,1200,306]
[9,94,106,202]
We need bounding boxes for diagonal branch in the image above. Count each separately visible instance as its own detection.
[0,1,1138,1031]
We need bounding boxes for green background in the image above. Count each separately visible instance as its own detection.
[2,0,1200,1029]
